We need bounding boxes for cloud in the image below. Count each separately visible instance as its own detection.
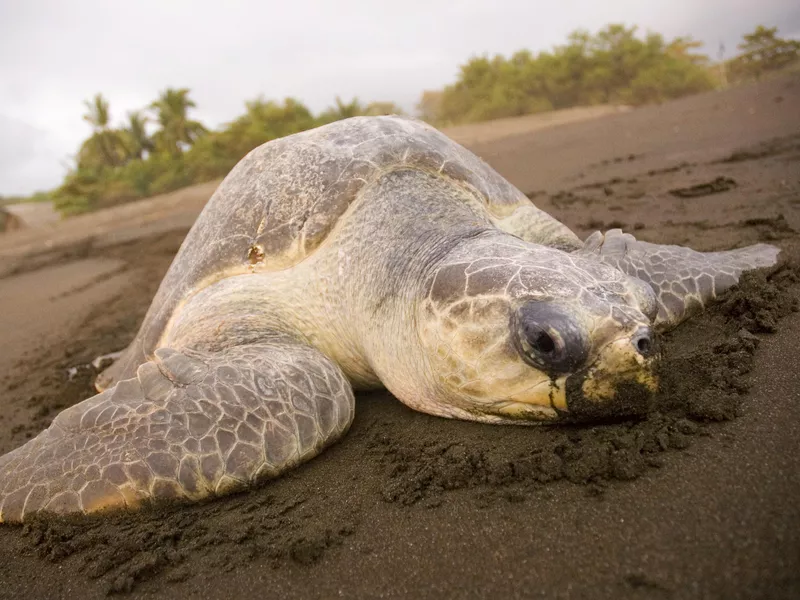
[0,115,68,195]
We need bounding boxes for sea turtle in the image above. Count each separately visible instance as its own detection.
[0,116,779,522]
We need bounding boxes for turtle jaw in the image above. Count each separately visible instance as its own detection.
[470,334,659,424]
[562,335,659,422]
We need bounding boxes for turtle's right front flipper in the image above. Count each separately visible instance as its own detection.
[0,341,354,523]
[578,229,781,330]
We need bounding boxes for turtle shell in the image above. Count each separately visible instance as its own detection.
[98,115,569,387]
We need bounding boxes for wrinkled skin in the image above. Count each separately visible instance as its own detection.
[415,231,659,423]
[0,116,779,521]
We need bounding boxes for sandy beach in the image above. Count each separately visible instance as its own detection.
[0,73,798,599]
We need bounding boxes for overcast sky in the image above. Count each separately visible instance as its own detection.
[1,0,798,196]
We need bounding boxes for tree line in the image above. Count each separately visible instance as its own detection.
[418,24,799,124]
[53,93,404,214]
[8,23,797,216]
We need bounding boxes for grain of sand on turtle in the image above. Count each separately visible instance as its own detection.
[0,80,799,599]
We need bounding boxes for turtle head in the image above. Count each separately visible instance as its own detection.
[414,238,660,423]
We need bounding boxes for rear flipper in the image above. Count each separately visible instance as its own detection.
[578,229,781,329]
[0,340,354,522]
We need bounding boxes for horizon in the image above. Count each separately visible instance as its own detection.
[1,0,799,196]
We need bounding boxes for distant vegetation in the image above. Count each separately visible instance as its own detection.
[9,23,798,217]
[50,92,405,215]
[419,24,799,125]
[419,25,717,125]
[725,25,800,83]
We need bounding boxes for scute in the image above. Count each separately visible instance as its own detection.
[97,115,573,389]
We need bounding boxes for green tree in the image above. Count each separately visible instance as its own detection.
[150,88,208,156]
[47,22,733,216]
[75,132,127,170]
[122,110,154,160]
[82,93,111,131]
[186,96,316,179]
[81,93,125,167]
[421,24,715,125]
[53,88,409,215]
[730,25,800,80]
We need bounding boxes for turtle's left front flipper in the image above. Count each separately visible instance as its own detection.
[578,229,781,329]
[0,341,354,523]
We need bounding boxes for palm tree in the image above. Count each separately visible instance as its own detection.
[82,93,111,129]
[123,110,153,160]
[150,88,207,156]
[81,93,121,166]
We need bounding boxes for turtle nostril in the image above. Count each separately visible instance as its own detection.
[532,332,555,354]
[632,327,656,357]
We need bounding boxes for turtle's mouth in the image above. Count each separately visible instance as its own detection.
[561,335,659,422]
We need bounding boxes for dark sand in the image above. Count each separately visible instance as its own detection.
[0,74,799,599]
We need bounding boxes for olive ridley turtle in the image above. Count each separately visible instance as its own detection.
[0,116,779,521]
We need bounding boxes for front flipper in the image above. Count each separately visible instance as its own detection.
[578,229,781,329]
[0,341,354,522]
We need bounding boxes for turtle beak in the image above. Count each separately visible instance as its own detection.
[562,327,659,421]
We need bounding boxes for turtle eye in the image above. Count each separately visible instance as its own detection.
[512,302,589,373]
[530,330,556,354]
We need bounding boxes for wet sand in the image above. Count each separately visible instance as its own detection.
[0,74,798,599]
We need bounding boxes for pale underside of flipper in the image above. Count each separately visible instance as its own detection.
[578,229,781,329]
[0,340,354,522]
